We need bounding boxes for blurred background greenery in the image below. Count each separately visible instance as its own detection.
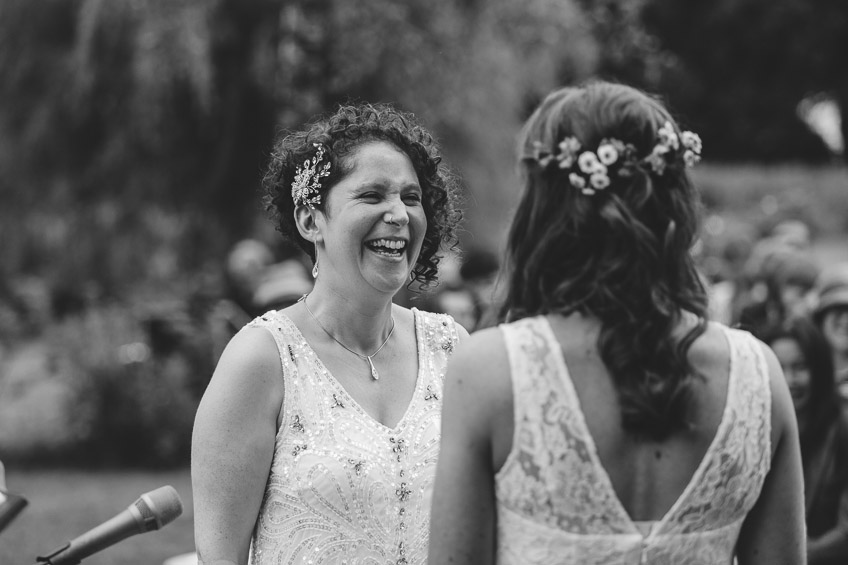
[1,0,847,468]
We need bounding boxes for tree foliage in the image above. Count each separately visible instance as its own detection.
[0,0,599,283]
[3,0,847,467]
[2,0,844,290]
[643,0,848,162]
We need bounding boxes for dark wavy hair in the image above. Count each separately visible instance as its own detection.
[262,103,462,288]
[762,316,840,462]
[502,81,709,441]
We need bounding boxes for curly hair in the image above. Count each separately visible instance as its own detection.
[502,81,709,441]
[262,103,462,289]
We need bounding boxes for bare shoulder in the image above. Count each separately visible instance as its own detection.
[755,336,795,452]
[447,326,509,390]
[201,324,284,415]
[217,325,282,382]
[685,320,731,365]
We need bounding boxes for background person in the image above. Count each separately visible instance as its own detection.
[429,81,804,564]
[812,264,848,399]
[764,317,848,564]
[192,103,466,565]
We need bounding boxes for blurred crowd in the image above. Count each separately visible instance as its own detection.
[702,219,848,398]
[700,218,848,562]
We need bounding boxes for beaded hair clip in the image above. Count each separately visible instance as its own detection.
[292,143,332,208]
[530,121,702,196]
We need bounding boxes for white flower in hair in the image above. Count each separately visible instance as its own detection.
[532,141,554,168]
[653,143,670,156]
[658,121,679,150]
[644,146,668,175]
[557,137,581,169]
[568,172,586,189]
[597,143,619,165]
[534,124,702,197]
[590,173,610,190]
[559,137,581,154]
[681,131,702,154]
[683,149,701,167]
[578,151,599,174]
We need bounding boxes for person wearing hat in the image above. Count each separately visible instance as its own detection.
[813,263,848,400]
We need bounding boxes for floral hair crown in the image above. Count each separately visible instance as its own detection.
[292,143,332,208]
[530,121,702,196]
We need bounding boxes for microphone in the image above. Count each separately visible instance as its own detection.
[35,485,183,565]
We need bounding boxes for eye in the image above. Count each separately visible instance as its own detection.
[403,192,422,204]
[360,192,382,202]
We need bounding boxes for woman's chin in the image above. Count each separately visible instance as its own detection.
[361,250,418,293]
[372,272,410,295]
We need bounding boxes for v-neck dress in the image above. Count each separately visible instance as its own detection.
[495,316,772,565]
[246,308,458,565]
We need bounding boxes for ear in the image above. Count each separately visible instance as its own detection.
[294,205,324,245]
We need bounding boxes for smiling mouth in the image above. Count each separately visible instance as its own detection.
[365,238,408,258]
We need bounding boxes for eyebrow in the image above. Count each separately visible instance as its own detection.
[354,181,421,192]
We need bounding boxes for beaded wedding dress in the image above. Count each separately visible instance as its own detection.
[495,317,772,565]
[245,309,459,565]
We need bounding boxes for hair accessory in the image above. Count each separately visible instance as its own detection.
[292,143,332,208]
[531,121,702,196]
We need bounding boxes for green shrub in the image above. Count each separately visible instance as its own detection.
[3,302,210,468]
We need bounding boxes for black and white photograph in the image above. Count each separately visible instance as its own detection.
[1,1,847,564]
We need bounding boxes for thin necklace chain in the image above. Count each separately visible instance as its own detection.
[300,293,395,381]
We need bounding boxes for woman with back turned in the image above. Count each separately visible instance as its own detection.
[429,82,805,564]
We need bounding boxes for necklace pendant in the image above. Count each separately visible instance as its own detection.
[367,356,379,381]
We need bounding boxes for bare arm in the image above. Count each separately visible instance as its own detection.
[429,328,511,565]
[191,327,284,565]
[736,342,806,564]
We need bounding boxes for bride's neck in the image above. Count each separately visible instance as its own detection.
[303,285,394,348]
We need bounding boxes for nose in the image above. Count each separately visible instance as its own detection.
[384,199,409,226]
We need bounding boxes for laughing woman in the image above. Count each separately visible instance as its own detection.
[192,103,465,565]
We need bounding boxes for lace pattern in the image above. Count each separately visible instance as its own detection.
[246,308,458,565]
[494,317,771,564]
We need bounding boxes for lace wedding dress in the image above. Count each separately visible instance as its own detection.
[245,309,458,565]
[495,317,771,565]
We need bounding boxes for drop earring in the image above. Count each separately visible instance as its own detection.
[312,246,319,279]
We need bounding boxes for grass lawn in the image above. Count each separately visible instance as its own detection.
[0,468,195,565]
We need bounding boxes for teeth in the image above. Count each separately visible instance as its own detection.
[369,239,406,250]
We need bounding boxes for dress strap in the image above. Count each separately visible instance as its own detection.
[413,308,458,390]
[727,325,772,465]
[244,310,308,436]
[246,310,300,380]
